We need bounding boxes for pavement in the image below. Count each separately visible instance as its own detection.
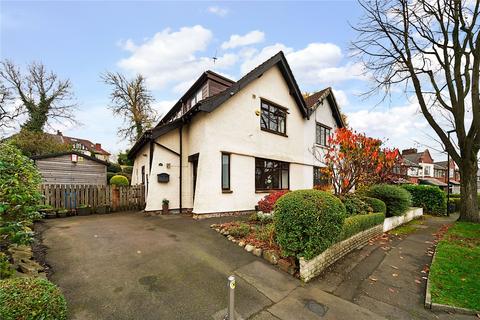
[37,212,476,320]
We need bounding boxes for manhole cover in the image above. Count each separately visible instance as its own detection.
[305,299,327,317]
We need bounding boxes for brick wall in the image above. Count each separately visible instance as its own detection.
[299,225,383,282]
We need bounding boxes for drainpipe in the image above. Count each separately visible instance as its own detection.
[179,125,183,213]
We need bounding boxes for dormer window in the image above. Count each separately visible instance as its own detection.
[260,99,287,136]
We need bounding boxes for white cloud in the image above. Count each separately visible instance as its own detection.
[208,6,229,17]
[240,42,365,86]
[240,43,292,74]
[221,30,265,50]
[118,26,237,91]
[332,89,349,107]
[347,102,428,144]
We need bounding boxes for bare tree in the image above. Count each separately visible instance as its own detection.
[0,60,77,132]
[353,0,480,222]
[0,81,18,133]
[101,72,157,143]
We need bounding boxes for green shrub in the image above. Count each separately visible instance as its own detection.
[0,143,41,247]
[228,222,250,238]
[0,277,67,320]
[109,175,129,186]
[107,162,122,173]
[339,213,385,241]
[341,194,372,216]
[122,165,133,174]
[402,184,447,215]
[0,253,13,279]
[9,130,71,157]
[366,184,412,217]
[361,196,387,214]
[274,189,346,260]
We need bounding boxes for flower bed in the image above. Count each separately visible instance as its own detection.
[210,219,298,275]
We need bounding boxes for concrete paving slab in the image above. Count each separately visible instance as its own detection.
[268,286,386,320]
[235,261,299,302]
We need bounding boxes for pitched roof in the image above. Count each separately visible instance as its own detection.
[31,151,108,165]
[303,87,345,128]
[402,152,423,165]
[129,51,310,158]
[157,70,234,126]
[198,51,309,117]
[48,132,111,156]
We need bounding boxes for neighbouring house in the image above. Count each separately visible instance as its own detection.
[400,148,461,193]
[32,151,108,185]
[128,51,345,216]
[49,131,111,162]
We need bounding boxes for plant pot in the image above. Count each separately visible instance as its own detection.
[96,205,111,214]
[76,207,92,216]
[162,204,169,215]
[57,210,68,218]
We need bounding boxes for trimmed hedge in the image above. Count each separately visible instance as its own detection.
[339,212,385,241]
[109,175,129,186]
[0,277,67,320]
[402,185,447,215]
[341,194,372,216]
[361,196,387,214]
[366,184,412,217]
[274,190,346,260]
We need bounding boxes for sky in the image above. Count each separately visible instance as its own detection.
[0,0,446,161]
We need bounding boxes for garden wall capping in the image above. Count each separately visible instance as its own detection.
[383,207,423,232]
[299,224,384,282]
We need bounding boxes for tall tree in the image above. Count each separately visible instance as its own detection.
[316,128,400,196]
[353,0,480,222]
[0,82,18,134]
[0,60,77,132]
[102,72,157,143]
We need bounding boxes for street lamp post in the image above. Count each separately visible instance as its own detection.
[446,129,456,216]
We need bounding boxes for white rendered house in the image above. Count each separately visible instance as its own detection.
[129,51,345,217]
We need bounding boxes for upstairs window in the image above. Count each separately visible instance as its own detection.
[316,123,331,146]
[260,100,287,135]
[255,158,289,191]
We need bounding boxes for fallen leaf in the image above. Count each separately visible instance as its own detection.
[369,277,378,282]
[392,273,399,277]
[388,288,396,293]
[390,265,399,269]
[400,256,404,259]
[415,279,421,284]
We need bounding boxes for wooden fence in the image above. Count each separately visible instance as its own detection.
[39,184,146,212]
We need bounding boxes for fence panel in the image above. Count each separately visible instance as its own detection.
[39,184,146,212]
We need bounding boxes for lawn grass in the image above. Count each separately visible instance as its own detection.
[429,221,480,311]
[389,217,425,236]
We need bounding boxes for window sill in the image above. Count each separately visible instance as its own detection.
[222,190,233,194]
[255,189,289,194]
[314,143,329,149]
[261,128,288,137]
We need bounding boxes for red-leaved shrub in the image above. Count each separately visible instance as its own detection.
[258,190,289,213]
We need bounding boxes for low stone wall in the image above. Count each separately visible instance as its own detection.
[299,224,384,282]
[383,207,423,232]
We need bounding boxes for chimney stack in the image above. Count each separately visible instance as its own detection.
[402,148,418,155]
[95,143,102,151]
[56,130,62,136]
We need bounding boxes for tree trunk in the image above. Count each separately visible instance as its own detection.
[458,157,480,223]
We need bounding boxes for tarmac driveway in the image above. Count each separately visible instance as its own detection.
[39,212,272,320]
